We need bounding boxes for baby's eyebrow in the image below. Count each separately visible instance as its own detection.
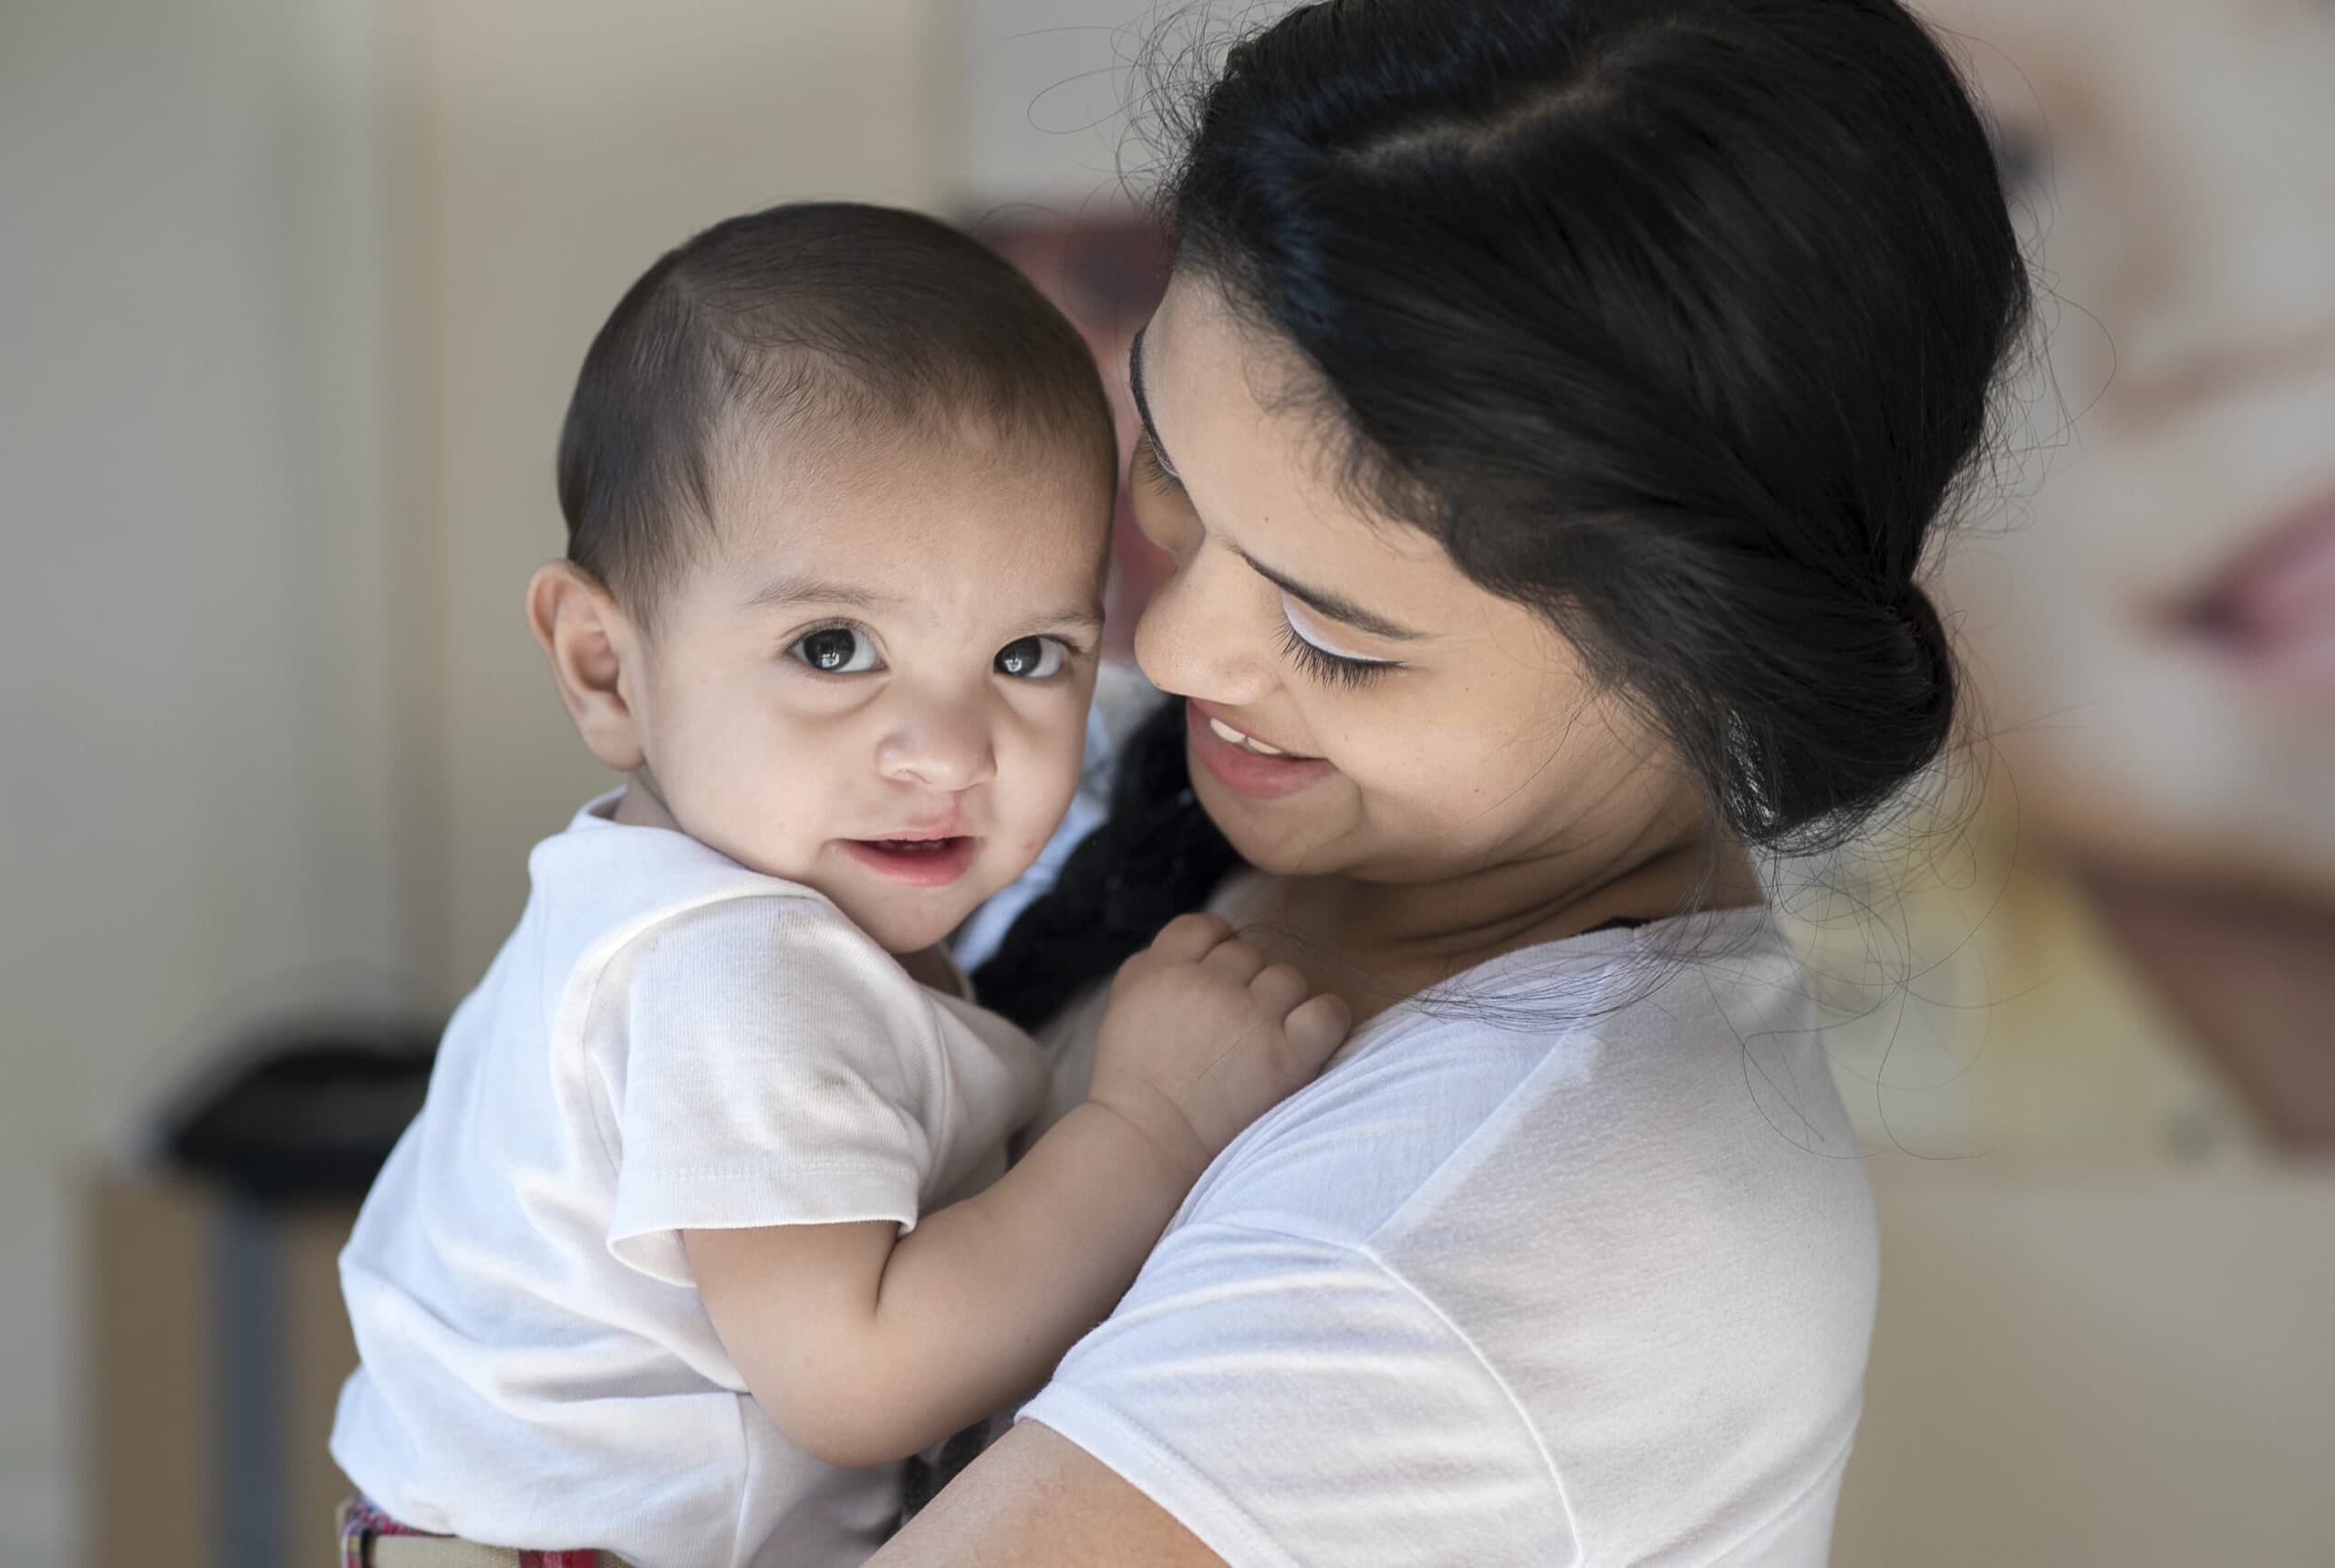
[745,576,906,611]
[1022,604,1107,635]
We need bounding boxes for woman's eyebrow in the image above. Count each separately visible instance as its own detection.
[1135,322,1419,639]
[1128,327,1174,475]
[1133,323,1418,642]
[1231,545,1423,642]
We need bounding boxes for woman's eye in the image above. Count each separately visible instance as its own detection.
[788,626,880,674]
[994,636,1068,680]
[1277,594,1400,690]
[1277,619,1394,690]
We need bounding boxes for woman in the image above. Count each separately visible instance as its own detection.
[884,0,2029,1562]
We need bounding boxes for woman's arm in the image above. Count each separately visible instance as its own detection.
[871,1420,1227,1567]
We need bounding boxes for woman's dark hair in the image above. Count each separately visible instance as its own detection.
[977,0,2031,1030]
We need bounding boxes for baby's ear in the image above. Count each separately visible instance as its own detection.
[527,560,647,773]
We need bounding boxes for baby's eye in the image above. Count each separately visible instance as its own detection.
[994,636,1068,680]
[789,626,881,674]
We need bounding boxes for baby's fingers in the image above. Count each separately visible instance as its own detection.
[1143,911,1238,965]
[1282,992,1352,1070]
[1202,936,1268,987]
[1248,962,1310,1018]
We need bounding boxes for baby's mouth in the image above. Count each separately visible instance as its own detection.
[838,834,980,887]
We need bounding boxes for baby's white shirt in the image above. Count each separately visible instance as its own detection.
[330,792,1049,1568]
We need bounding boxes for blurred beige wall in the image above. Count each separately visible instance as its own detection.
[2,2,967,1561]
[2,1,400,1560]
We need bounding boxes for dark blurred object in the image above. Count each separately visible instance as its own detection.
[89,1175,362,1568]
[160,1013,440,1203]
[88,1012,440,1565]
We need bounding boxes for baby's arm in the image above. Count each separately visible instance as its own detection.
[684,913,1348,1469]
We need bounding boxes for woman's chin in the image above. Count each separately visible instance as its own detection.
[1192,770,1353,877]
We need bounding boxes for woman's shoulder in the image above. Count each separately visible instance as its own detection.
[1192,899,1874,1345]
[1185,906,1864,1231]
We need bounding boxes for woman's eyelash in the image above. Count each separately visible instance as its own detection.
[1277,615,1393,689]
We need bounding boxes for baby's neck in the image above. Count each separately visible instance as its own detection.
[611,774,682,834]
[897,944,962,994]
[611,776,964,992]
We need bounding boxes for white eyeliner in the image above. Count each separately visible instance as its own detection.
[1281,593,1398,665]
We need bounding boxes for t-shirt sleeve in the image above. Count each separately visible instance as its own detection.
[1018,1220,1578,1568]
[598,896,942,1286]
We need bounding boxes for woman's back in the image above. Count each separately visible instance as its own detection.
[1027,908,1875,1567]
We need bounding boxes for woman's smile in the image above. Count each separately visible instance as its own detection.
[1185,698,1336,799]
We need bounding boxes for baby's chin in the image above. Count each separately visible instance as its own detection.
[824,893,978,959]
[830,867,1033,961]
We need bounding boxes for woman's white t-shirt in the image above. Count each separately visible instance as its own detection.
[1020,898,1877,1568]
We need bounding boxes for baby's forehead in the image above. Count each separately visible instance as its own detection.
[691,420,1112,615]
[722,396,1109,512]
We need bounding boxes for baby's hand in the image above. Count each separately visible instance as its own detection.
[1087,912,1351,1182]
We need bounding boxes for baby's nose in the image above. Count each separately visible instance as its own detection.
[875,705,998,792]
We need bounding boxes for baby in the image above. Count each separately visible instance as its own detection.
[329,202,1348,1568]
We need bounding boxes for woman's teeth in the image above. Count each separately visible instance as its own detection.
[1209,715,1285,755]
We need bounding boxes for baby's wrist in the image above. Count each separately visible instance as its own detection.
[1077,1086,1212,1191]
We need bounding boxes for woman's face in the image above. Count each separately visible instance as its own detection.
[1125,275,1690,886]
[1922,0,2335,897]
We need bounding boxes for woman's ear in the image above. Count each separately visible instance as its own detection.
[527,560,648,773]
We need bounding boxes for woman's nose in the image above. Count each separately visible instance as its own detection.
[876,697,998,793]
[1131,544,1277,705]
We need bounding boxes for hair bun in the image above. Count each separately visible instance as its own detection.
[1892,578,1956,743]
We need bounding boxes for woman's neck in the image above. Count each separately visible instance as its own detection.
[1229,807,1762,1026]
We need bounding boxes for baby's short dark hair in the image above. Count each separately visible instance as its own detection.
[555,202,1116,623]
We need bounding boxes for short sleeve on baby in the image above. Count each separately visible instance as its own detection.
[599,894,958,1286]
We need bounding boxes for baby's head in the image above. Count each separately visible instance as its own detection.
[529,202,1118,953]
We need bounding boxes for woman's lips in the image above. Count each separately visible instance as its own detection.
[837,835,979,887]
[1185,699,1336,799]
[2180,488,2335,696]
